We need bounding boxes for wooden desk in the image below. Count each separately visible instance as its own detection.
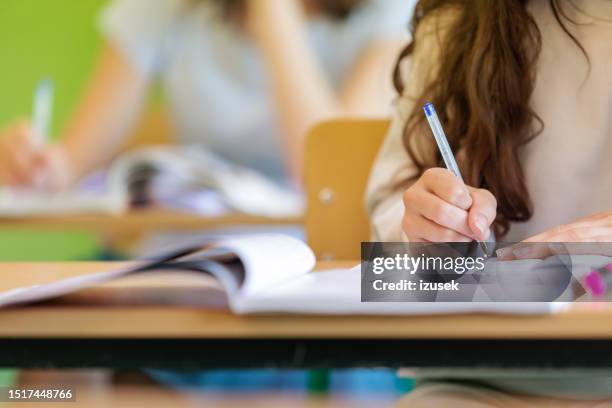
[0,209,304,253]
[0,209,303,235]
[0,261,611,370]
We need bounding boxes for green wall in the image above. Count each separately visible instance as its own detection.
[0,0,109,260]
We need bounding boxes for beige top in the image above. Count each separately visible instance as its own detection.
[366,1,612,243]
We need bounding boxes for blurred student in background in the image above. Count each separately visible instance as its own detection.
[1,0,415,395]
[0,0,412,190]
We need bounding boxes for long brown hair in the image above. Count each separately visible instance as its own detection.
[394,0,587,237]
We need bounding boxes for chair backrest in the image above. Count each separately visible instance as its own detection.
[305,119,390,260]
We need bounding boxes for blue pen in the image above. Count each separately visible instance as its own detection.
[423,102,489,254]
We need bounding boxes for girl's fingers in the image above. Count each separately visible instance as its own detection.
[422,168,473,210]
[503,242,560,260]
[526,226,612,243]
[525,212,612,243]
[565,212,612,229]
[523,224,581,243]
[405,189,476,239]
[8,144,41,184]
[0,143,29,185]
[509,225,612,260]
[403,169,499,244]
[467,188,497,240]
[0,121,42,185]
[404,215,472,243]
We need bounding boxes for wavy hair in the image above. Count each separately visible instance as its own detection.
[394,0,587,237]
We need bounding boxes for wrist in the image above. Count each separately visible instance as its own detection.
[248,0,307,44]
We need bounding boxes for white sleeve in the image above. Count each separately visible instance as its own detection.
[98,0,185,77]
[365,95,416,242]
[365,11,451,242]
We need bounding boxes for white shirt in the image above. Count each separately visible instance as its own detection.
[100,0,415,182]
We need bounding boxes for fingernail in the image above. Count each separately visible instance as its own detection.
[496,247,512,259]
[473,214,487,235]
[512,246,532,259]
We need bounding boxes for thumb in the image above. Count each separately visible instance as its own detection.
[467,188,497,241]
[33,146,71,192]
[33,146,58,171]
[31,148,54,189]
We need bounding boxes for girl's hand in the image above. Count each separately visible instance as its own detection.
[402,168,497,242]
[523,211,612,243]
[0,120,73,191]
[499,211,612,260]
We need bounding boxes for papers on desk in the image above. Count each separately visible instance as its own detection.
[0,146,304,218]
[0,234,566,315]
[0,187,125,217]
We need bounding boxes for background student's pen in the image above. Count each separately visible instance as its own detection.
[32,78,54,149]
[423,102,490,254]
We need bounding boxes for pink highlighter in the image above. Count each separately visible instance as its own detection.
[583,264,612,298]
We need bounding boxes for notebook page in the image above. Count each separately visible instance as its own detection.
[214,234,315,300]
[234,265,566,315]
[0,188,126,216]
[0,147,187,218]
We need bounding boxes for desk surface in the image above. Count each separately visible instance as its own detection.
[0,209,302,234]
[2,261,612,369]
[0,261,610,339]
[0,261,611,339]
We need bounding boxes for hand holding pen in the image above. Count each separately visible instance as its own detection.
[0,79,72,191]
[401,103,497,248]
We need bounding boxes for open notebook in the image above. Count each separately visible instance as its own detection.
[0,235,567,315]
[0,147,303,218]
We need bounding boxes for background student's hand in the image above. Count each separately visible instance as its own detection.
[499,211,612,260]
[0,119,73,191]
[402,168,497,242]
